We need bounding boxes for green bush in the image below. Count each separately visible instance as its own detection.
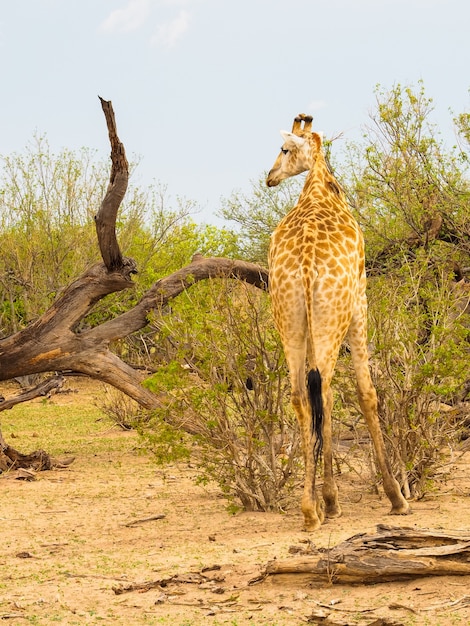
[140,279,301,512]
[366,256,469,497]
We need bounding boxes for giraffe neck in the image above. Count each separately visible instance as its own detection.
[300,151,344,205]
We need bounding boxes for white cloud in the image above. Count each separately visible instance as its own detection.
[150,9,190,48]
[101,0,151,34]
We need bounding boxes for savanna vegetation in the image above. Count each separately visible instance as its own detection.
[0,84,469,510]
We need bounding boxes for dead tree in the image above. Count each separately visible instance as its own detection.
[0,98,268,470]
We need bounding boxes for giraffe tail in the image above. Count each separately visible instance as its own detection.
[307,368,323,466]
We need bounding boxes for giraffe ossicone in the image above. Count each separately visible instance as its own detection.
[266,113,410,531]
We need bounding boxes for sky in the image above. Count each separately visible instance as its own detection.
[1,0,469,225]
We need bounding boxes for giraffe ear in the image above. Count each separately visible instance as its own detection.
[313,132,323,149]
[280,130,305,148]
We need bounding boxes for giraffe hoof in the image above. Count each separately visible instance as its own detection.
[390,501,411,515]
[325,506,342,519]
[303,519,323,532]
[302,508,324,531]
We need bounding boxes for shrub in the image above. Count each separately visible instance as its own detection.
[140,279,302,512]
[366,256,469,498]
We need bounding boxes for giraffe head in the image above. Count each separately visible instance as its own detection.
[266,114,323,187]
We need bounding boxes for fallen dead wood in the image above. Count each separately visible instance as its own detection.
[0,428,75,474]
[2,468,37,481]
[124,513,166,527]
[113,569,225,595]
[422,595,470,611]
[113,572,206,595]
[255,525,470,584]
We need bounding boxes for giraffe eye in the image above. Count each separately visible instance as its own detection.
[281,148,289,155]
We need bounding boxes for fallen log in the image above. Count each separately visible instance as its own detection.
[255,525,470,584]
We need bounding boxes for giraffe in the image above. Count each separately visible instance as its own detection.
[266,114,410,531]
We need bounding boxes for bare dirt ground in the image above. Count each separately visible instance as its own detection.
[1,378,470,626]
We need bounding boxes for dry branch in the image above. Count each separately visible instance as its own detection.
[113,571,217,595]
[0,375,64,412]
[95,97,129,271]
[124,514,166,527]
[256,525,470,584]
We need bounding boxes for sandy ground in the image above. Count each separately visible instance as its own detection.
[1,378,470,626]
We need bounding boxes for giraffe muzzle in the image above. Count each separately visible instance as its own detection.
[266,170,280,187]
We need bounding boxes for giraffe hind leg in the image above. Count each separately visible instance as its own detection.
[307,369,340,518]
[287,356,325,531]
[292,385,325,531]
